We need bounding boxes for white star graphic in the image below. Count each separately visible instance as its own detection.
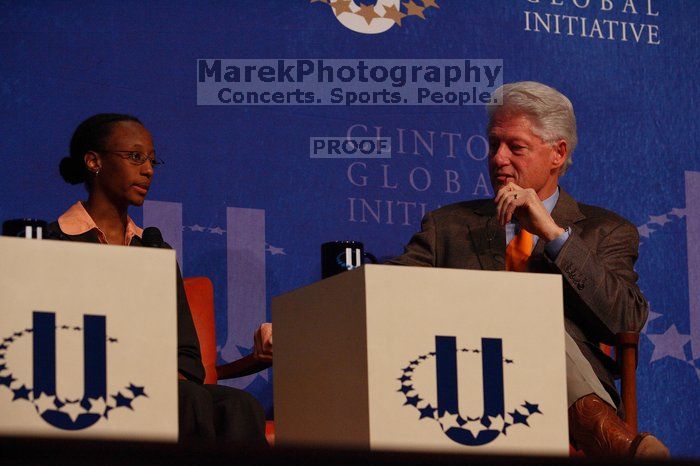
[267,245,287,255]
[87,396,107,415]
[648,214,671,226]
[33,392,57,414]
[189,224,206,232]
[209,227,225,235]
[487,414,505,432]
[646,324,691,363]
[462,418,486,437]
[648,308,663,322]
[642,308,664,333]
[637,224,654,238]
[670,208,686,218]
[438,411,461,431]
[60,401,86,422]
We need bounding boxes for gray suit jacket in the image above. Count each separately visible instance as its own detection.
[387,188,648,406]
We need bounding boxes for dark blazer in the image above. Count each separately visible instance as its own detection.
[386,188,648,406]
[45,222,206,385]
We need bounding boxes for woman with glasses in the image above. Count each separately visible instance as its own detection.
[46,113,268,444]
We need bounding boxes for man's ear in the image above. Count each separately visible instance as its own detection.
[551,139,568,170]
[84,151,102,174]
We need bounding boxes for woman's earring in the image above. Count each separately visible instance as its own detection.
[93,169,100,176]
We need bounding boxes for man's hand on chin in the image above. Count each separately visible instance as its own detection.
[494,182,565,241]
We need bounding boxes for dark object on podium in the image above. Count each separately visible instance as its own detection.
[2,218,47,239]
[321,240,378,278]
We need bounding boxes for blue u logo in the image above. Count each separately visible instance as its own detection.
[435,335,504,446]
[33,311,106,430]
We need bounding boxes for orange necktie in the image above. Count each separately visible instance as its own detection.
[505,227,533,272]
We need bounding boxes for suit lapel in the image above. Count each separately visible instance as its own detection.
[550,187,586,231]
[469,202,506,271]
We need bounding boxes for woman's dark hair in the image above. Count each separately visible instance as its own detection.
[59,113,143,185]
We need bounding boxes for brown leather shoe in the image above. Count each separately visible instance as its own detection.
[569,394,670,458]
[632,433,671,459]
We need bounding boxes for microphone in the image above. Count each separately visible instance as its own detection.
[141,227,165,248]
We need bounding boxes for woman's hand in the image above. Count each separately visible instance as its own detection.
[253,323,273,363]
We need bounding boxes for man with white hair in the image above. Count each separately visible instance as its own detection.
[388,81,669,458]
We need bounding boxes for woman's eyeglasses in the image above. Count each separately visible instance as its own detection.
[99,150,164,167]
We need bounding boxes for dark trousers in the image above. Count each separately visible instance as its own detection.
[178,380,267,446]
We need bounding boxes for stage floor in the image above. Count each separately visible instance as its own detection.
[1,436,694,465]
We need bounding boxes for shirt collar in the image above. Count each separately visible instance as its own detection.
[542,187,560,215]
[58,201,143,245]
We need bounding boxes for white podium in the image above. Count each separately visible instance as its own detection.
[0,237,179,441]
[273,264,568,455]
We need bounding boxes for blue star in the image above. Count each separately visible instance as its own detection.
[473,349,480,353]
[61,325,69,330]
[24,328,33,333]
[418,404,436,419]
[112,392,134,409]
[13,332,23,337]
[108,337,118,343]
[103,405,113,419]
[0,353,5,361]
[3,337,14,343]
[505,359,514,364]
[502,422,512,435]
[397,384,414,394]
[522,401,542,415]
[73,326,81,331]
[404,395,422,407]
[410,359,419,365]
[418,355,427,360]
[12,384,31,401]
[461,348,470,352]
[402,366,414,373]
[429,352,436,356]
[397,374,412,383]
[127,383,147,398]
[0,374,16,387]
[0,363,6,371]
[0,344,7,350]
[509,409,529,426]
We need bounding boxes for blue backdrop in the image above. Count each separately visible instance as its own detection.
[1,0,698,457]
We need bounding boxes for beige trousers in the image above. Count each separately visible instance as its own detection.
[565,332,615,407]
